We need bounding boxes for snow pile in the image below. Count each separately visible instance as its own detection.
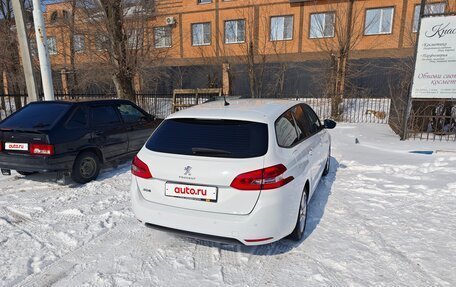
[0,123,455,286]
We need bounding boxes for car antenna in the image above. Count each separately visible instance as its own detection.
[223,94,230,106]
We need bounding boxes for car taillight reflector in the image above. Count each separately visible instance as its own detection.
[245,237,274,243]
[230,164,294,191]
[132,155,152,179]
[30,144,54,155]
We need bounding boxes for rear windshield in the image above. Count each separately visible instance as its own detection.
[146,119,268,158]
[0,103,70,129]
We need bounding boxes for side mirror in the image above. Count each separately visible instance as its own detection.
[324,119,336,129]
[147,114,156,121]
[139,114,155,122]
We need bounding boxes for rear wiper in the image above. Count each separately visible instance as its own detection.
[192,147,232,155]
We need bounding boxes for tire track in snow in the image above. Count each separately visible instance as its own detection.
[335,163,442,286]
[1,207,48,250]
[191,240,217,270]
[16,220,140,287]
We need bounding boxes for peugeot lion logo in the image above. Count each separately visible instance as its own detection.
[184,166,192,176]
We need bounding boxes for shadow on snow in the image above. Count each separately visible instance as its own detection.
[8,162,132,188]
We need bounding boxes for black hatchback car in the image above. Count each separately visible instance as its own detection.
[0,100,156,183]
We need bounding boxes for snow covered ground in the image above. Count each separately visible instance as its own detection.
[1,123,455,287]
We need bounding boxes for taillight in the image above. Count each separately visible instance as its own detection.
[30,144,54,155]
[132,155,152,179]
[230,164,294,191]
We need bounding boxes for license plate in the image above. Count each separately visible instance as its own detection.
[5,142,29,151]
[1,169,11,176]
[165,182,218,203]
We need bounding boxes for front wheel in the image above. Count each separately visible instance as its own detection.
[289,189,308,241]
[71,151,101,184]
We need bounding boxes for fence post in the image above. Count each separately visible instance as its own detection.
[154,94,157,117]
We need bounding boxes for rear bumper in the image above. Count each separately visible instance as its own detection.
[131,176,300,246]
[0,152,76,173]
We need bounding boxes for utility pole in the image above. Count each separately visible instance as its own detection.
[12,0,39,102]
[32,0,55,101]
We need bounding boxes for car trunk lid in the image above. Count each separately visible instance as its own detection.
[0,129,49,154]
[135,151,265,215]
[133,118,270,215]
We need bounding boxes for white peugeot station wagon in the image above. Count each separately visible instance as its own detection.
[131,99,336,245]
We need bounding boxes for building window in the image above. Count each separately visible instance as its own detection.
[413,3,446,32]
[192,22,211,46]
[127,29,143,49]
[73,34,85,53]
[310,12,335,39]
[364,7,394,35]
[95,34,110,51]
[270,16,293,41]
[50,11,58,23]
[225,19,245,44]
[62,10,70,21]
[47,37,57,55]
[154,26,172,48]
[198,0,211,4]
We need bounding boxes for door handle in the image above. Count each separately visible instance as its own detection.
[95,131,104,136]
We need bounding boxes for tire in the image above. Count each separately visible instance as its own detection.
[17,171,36,176]
[71,151,101,184]
[322,147,331,177]
[289,188,308,241]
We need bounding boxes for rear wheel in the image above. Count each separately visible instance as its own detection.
[71,151,101,184]
[289,188,308,241]
[17,171,36,176]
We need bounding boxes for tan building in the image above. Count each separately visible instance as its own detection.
[40,0,455,96]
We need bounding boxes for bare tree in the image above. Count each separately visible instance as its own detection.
[308,0,372,118]
[217,4,278,98]
[0,0,32,109]
[71,0,159,100]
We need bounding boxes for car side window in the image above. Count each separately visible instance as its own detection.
[303,104,322,135]
[67,107,88,129]
[116,104,146,123]
[275,110,300,148]
[292,105,312,140]
[91,105,121,126]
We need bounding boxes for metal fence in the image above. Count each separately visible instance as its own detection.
[3,93,455,141]
[0,94,28,121]
[406,99,456,142]
[295,98,391,124]
[1,93,392,125]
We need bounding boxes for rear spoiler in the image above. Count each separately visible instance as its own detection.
[0,128,49,134]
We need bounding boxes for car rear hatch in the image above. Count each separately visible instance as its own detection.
[134,118,269,215]
[0,102,70,156]
[0,129,49,155]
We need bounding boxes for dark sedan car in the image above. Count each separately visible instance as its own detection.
[0,99,156,183]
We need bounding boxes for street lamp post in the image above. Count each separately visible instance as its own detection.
[32,0,55,101]
[11,0,39,102]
